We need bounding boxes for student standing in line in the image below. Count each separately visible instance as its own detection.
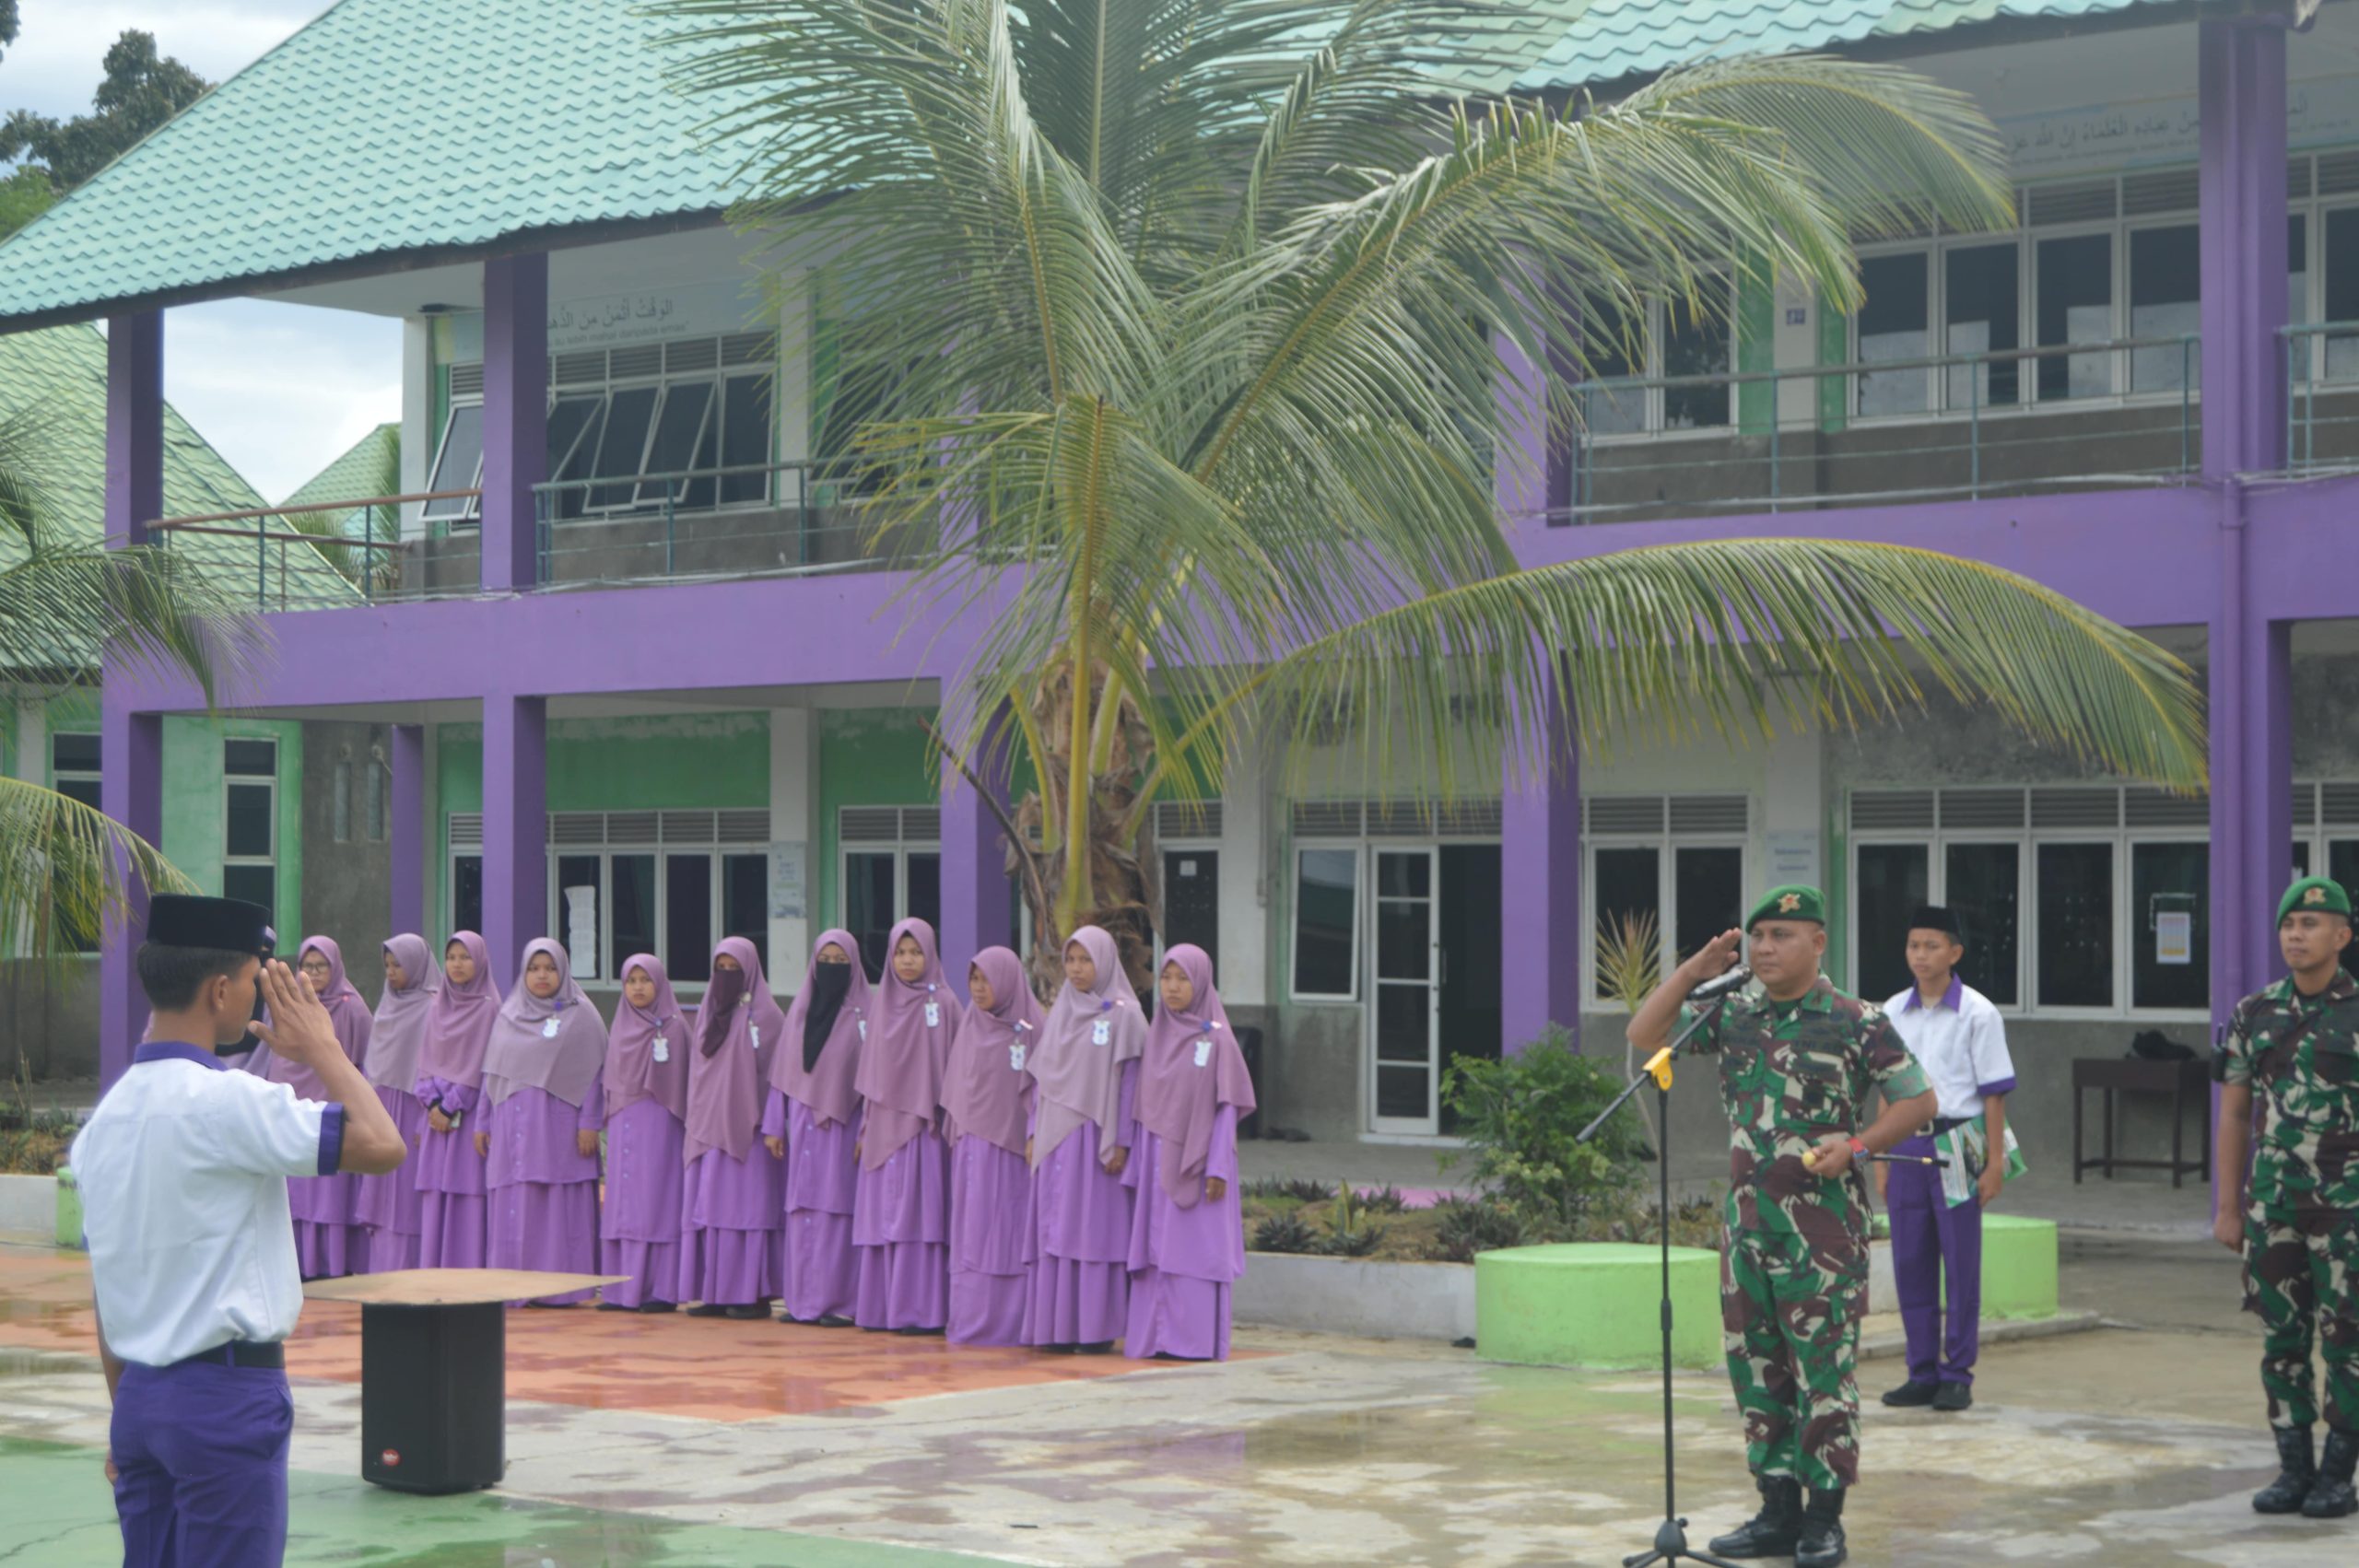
[764,930,869,1327]
[414,931,501,1269]
[1023,925,1144,1353]
[852,918,957,1334]
[477,940,607,1305]
[600,954,692,1312]
[1125,943,1253,1361]
[679,936,787,1318]
[355,933,439,1273]
[945,945,1039,1346]
[249,937,374,1279]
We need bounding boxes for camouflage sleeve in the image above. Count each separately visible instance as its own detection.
[2215,1000,2254,1088]
[1675,999,1724,1056]
[1860,1011,1932,1101]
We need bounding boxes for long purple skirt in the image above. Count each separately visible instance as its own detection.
[677,1144,784,1307]
[489,1180,600,1305]
[948,1134,1030,1347]
[781,1099,861,1323]
[1025,1257,1128,1347]
[1024,1120,1131,1347]
[414,1117,487,1269]
[852,1129,950,1332]
[1124,1270,1232,1361]
[353,1088,427,1273]
[600,1098,687,1309]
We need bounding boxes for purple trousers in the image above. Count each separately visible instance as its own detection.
[1887,1130,1982,1386]
[111,1356,292,1568]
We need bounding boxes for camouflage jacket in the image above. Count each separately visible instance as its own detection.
[2219,967,2359,1214]
[1687,977,1931,1247]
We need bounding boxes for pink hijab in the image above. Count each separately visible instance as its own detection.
[1138,944,1256,1208]
[944,946,1039,1157]
[771,929,869,1127]
[254,935,371,1101]
[604,953,692,1123]
[367,933,440,1093]
[418,930,501,1091]
[1027,925,1144,1167]
[480,939,608,1109]
[853,917,955,1169]
[683,936,785,1164]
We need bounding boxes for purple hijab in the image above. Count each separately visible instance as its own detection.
[255,936,371,1101]
[367,933,440,1093]
[1139,943,1256,1208]
[604,953,692,1123]
[1027,925,1145,1167]
[771,928,869,1127]
[945,946,1039,1157]
[852,917,955,1168]
[683,936,785,1164]
[481,939,608,1109]
[418,930,502,1090]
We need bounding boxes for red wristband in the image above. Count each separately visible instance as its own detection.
[1848,1136,1869,1161]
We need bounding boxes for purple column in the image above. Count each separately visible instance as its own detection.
[1500,678,1581,1052]
[390,723,426,939]
[2198,18,2288,481]
[481,696,546,992]
[97,312,167,1086]
[937,704,1014,968]
[480,252,549,593]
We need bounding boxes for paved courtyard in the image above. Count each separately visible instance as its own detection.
[0,1231,2336,1566]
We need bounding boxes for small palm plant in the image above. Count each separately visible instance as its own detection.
[1595,909,1664,1143]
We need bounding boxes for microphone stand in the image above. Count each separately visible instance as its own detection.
[1576,989,1745,1568]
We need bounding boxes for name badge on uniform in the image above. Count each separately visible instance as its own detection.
[925,1000,941,1028]
[858,1018,868,1040]
[652,1036,670,1063]
[1092,1016,1111,1047]
[1010,1044,1026,1071]
[749,1024,760,1050]
[541,1017,560,1039]
[1194,1036,1213,1068]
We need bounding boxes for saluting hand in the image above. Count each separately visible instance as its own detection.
[249,961,339,1065]
[1680,929,1744,990]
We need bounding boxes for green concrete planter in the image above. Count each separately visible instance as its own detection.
[1475,1242,1721,1370]
[55,1166,83,1249]
[1982,1214,2058,1320]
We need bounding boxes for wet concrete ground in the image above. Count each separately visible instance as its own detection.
[0,1233,2341,1565]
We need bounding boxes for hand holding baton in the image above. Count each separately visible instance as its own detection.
[1802,1148,1950,1170]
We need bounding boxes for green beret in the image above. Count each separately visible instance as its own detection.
[1746,884,1825,929]
[2277,876,2353,922]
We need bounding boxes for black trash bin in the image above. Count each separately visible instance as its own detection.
[1234,1024,1262,1140]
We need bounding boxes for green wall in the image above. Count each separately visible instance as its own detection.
[816,708,935,930]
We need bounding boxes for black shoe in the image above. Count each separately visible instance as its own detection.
[817,1314,856,1328]
[637,1300,676,1315]
[892,1324,945,1337]
[1075,1340,1116,1355]
[724,1304,770,1320]
[596,1301,633,1312]
[1796,1518,1848,1568]
[2256,1426,2318,1515]
[1706,1476,1801,1557]
[1932,1381,1973,1412]
[685,1303,730,1317]
[2304,1427,2359,1519]
[1880,1379,1938,1408]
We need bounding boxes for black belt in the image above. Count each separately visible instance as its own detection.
[1932,1116,1973,1135]
[166,1340,285,1370]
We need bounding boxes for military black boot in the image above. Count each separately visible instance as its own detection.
[1795,1489,1847,1568]
[1705,1475,1800,1557]
[2303,1426,2358,1519]
[2254,1425,2317,1515]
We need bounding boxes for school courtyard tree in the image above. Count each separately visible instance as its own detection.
[664,0,2207,992]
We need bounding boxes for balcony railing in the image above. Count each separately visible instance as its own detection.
[2281,321,2359,475]
[147,489,478,611]
[530,457,900,590]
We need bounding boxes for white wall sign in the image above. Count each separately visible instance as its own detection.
[1766,829,1819,888]
[769,841,807,922]
[2000,75,2359,177]
[546,277,770,351]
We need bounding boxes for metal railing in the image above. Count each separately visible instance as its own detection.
[531,456,903,590]
[147,489,481,610]
[2281,321,2359,475]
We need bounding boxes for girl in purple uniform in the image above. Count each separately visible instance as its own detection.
[678,937,787,1317]
[764,930,870,1326]
[414,931,500,1268]
[355,933,438,1272]
[477,940,606,1304]
[851,919,957,1334]
[599,954,692,1312]
[945,945,1039,1346]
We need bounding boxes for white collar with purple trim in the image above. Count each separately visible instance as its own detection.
[133,1040,229,1070]
[1902,977,1965,1013]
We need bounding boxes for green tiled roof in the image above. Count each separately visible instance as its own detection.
[279,423,399,541]
[0,0,752,329]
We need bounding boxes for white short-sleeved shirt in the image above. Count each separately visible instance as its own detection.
[1882,977,2016,1122]
[73,1040,345,1367]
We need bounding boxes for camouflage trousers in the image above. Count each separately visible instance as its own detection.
[1722,1222,1868,1492]
[2242,1204,2359,1432]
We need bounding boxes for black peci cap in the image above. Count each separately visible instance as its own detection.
[146,895,276,957]
[1907,905,1961,939]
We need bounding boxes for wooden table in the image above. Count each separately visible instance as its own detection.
[2071,1057,2211,1188]
[304,1269,625,1493]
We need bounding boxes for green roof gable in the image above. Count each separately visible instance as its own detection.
[279,422,399,542]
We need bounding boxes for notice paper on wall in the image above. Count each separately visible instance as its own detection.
[2155,909,2192,966]
[565,884,597,977]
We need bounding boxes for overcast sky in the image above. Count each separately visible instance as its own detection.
[2,2,400,503]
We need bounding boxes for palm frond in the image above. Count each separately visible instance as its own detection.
[0,539,267,708]
[0,777,198,981]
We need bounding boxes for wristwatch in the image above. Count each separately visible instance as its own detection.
[1848,1136,1869,1163]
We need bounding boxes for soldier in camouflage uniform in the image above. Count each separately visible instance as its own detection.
[1629,884,1936,1568]
[2213,874,2359,1521]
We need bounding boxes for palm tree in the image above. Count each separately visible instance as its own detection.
[0,407,263,974]
[661,0,2206,993]
[280,423,404,596]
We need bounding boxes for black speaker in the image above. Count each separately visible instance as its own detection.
[358,1301,506,1493]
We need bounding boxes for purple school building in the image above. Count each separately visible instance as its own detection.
[3,2,2356,1183]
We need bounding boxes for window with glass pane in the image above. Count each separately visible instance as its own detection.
[422,403,485,520]
[1578,296,1648,437]
[2037,842,2114,1008]
[590,385,659,509]
[2326,208,2359,382]
[611,854,656,969]
[1944,842,2021,1007]
[555,854,601,977]
[2036,234,2113,400]
[226,783,274,859]
[1673,847,1743,968]
[723,854,769,965]
[1294,848,1358,998]
[907,852,941,937]
[1945,242,2021,407]
[452,855,483,937]
[54,775,100,811]
[636,382,716,508]
[2130,841,2207,1010]
[720,374,773,504]
[225,739,276,776]
[666,855,714,983]
[2330,840,2359,916]
[2290,213,2309,351]
[53,732,100,774]
[2129,227,2200,392]
[1164,850,1220,973]
[2294,841,2313,878]
[545,397,604,521]
[1857,252,1930,415]
[1854,844,1929,1003]
[845,850,897,982]
[222,862,274,929]
[1592,846,1660,1000]
[1661,296,1731,430]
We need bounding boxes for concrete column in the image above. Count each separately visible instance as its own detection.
[1215,720,1270,1009]
[480,252,549,592]
[1499,677,1580,1051]
[399,318,432,542]
[769,707,815,992]
[937,705,1014,971]
[11,697,43,781]
[480,696,547,992]
[390,723,427,939]
[2198,18,2289,480]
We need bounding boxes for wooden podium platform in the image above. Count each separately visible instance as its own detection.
[305,1270,624,1493]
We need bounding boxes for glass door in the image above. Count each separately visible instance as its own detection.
[1368,847,1441,1134]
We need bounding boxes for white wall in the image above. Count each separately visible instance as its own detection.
[769,707,815,992]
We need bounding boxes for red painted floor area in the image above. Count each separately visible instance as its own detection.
[0,1242,1220,1422]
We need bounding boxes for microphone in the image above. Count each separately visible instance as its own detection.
[1686,964,1754,1002]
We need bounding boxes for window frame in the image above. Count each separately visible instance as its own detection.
[1289,841,1365,1003]
[1155,830,1223,977]
[835,809,942,981]
[221,736,278,921]
[49,732,103,955]
[1574,275,1739,443]
[1582,827,1751,1003]
[545,843,765,988]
